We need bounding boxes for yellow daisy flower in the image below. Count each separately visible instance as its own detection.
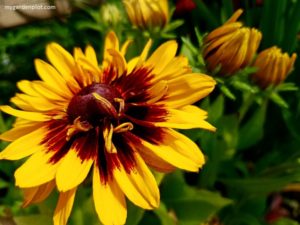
[0,31,216,225]
[251,46,297,88]
[203,9,262,75]
[123,0,169,30]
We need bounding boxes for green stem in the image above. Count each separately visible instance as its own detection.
[238,93,255,123]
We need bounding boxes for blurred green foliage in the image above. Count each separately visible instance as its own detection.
[1,0,300,225]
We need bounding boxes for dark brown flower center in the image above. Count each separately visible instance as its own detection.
[67,83,121,125]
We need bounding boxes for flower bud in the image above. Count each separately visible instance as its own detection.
[123,0,169,30]
[100,3,122,27]
[251,47,297,88]
[203,9,262,76]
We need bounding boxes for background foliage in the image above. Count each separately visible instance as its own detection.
[1,0,300,224]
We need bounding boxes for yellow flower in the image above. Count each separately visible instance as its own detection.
[203,9,262,75]
[251,46,297,88]
[123,0,169,30]
[0,31,216,225]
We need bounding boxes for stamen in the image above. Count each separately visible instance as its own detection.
[92,92,118,118]
[113,122,134,133]
[103,123,117,153]
[66,117,92,141]
[114,98,125,116]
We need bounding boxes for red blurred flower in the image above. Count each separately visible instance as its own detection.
[265,194,290,223]
[175,0,196,16]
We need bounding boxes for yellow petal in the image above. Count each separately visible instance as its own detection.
[113,153,160,209]
[93,166,127,225]
[73,47,85,60]
[11,95,59,112]
[103,31,120,68]
[0,105,50,121]
[162,73,216,108]
[46,43,80,92]
[164,129,205,165]
[53,188,77,225]
[270,54,281,84]
[243,28,262,65]
[120,39,132,57]
[136,39,152,67]
[225,9,243,24]
[17,80,39,97]
[34,59,73,98]
[22,180,55,207]
[136,143,175,173]
[136,129,204,172]
[46,43,74,75]
[205,22,242,43]
[146,41,178,75]
[146,80,168,104]
[220,28,250,74]
[56,149,93,192]
[204,32,235,58]
[107,49,127,77]
[85,45,98,67]
[0,121,42,142]
[77,57,101,75]
[127,57,140,74]
[155,105,216,131]
[286,53,297,74]
[0,126,46,160]
[155,56,191,82]
[15,151,59,188]
[31,81,69,102]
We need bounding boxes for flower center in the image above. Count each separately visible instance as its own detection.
[67,83,122,126]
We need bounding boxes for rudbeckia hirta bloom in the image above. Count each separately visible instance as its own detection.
[203,9,262,76]
[251,46,297,88]
[0,31,216,225]
[123,0,169,30]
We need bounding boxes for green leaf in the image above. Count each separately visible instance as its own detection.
[0,179,9,189]
[272,218,299,225]
[228,213,262,225]
[282,109,300,141]
[220,85,236,100]
[238,102,267,150]
[154,203,176,225]
[234,66,258,77]
[199,114,239,189]
[260,0,287,47]
[207,94,224,123]
[281,0,300,52]
[181,37,199,56]
[161,172,232,224]
[222,175,298,195]
[270,92,289,108]
[163,20,184,33]
[125,201,145,225]
[276,82,299,92]
[232,80,256,93]
[195,27,204,47]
